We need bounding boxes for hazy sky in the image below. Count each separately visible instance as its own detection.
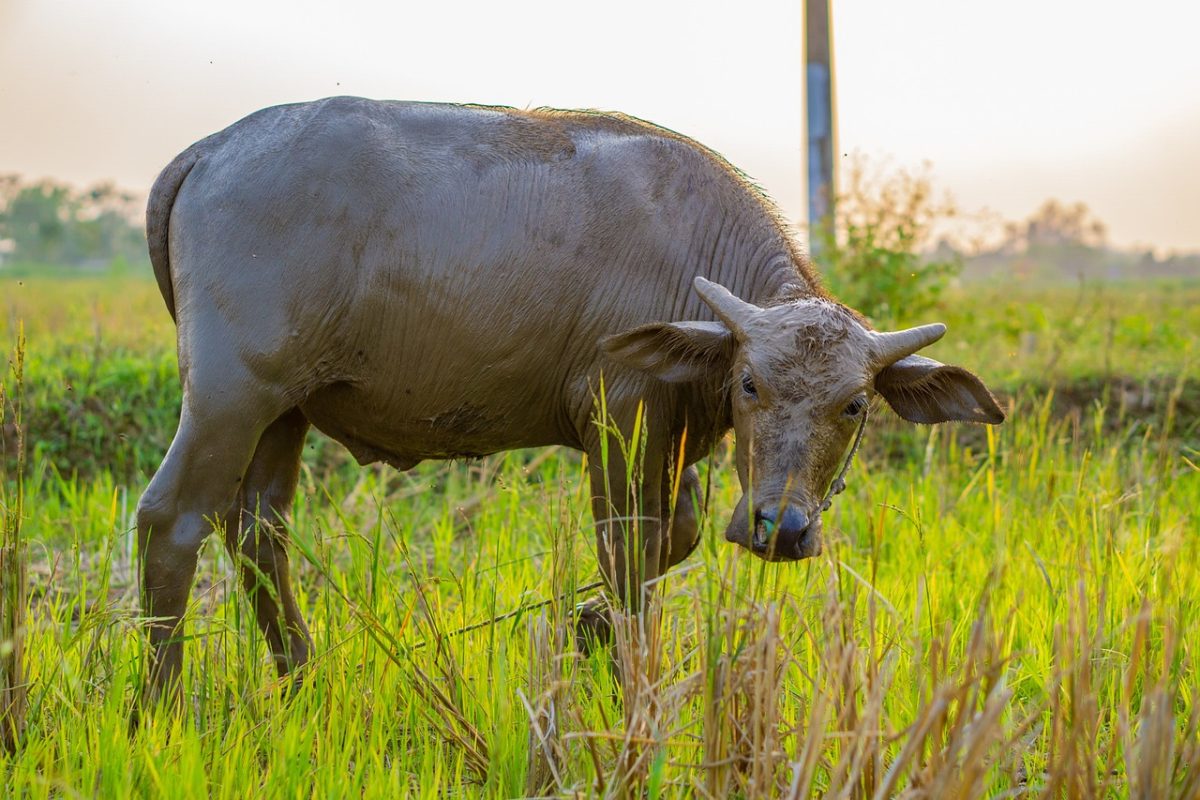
[2,0,1198,251]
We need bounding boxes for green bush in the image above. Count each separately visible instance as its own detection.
[813,158,961,327]
[17,344,180,481]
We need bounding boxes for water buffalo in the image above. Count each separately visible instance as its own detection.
[138,96,1003,702]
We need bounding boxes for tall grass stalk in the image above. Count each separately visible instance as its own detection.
[1,327,26,753]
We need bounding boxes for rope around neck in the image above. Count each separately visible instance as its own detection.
[819,407,869,513]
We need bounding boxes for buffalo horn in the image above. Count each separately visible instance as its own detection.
[871,323,947,367]
[693,277,758,337]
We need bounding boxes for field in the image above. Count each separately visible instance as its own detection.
[1,273,1198,797]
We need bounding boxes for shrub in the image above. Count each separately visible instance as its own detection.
[812,157,961,327]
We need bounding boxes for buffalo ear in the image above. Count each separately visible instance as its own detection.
[601,321,733,383]
[875,354,1005,424]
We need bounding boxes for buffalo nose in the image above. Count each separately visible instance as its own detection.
[753,505,810,553]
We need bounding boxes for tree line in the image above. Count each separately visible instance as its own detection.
[2,170,1196,283]
[0,175,147,268]
[962,198,1200,283]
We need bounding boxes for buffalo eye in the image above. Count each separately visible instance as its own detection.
[741,373,757,399]
[843,395,868,418]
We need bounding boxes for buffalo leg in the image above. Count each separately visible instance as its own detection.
[577,459,702,649]
[659,464,703,574]
[137,371,284,708]
[574,428,664,652]
[222,408,313,679]
[586,448,665,612]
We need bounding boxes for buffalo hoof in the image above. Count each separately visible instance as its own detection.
[573,597,613,655]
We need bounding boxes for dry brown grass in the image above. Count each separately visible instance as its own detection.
[497,559,1199,798]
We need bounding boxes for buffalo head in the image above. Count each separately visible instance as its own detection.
[603,277,1004,561]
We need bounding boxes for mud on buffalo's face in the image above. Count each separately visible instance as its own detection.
[603,277,1005,562]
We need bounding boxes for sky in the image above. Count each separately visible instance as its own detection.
[2,0,1198,252]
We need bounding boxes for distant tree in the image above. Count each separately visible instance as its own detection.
[811,157,962,326]
[0,176,146,267]
[0,176,18,207]
[998,199,1108,254]
[962,199,1200,283]
[72,182,146,265]
[1,181,73,264]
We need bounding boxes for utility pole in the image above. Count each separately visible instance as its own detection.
[805,0,835,256]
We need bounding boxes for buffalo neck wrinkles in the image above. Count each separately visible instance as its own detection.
[668,196,810,452]
[693,194,815,315]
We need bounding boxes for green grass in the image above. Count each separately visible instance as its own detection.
[1,274,1198,797]
[924,278,1199,389]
